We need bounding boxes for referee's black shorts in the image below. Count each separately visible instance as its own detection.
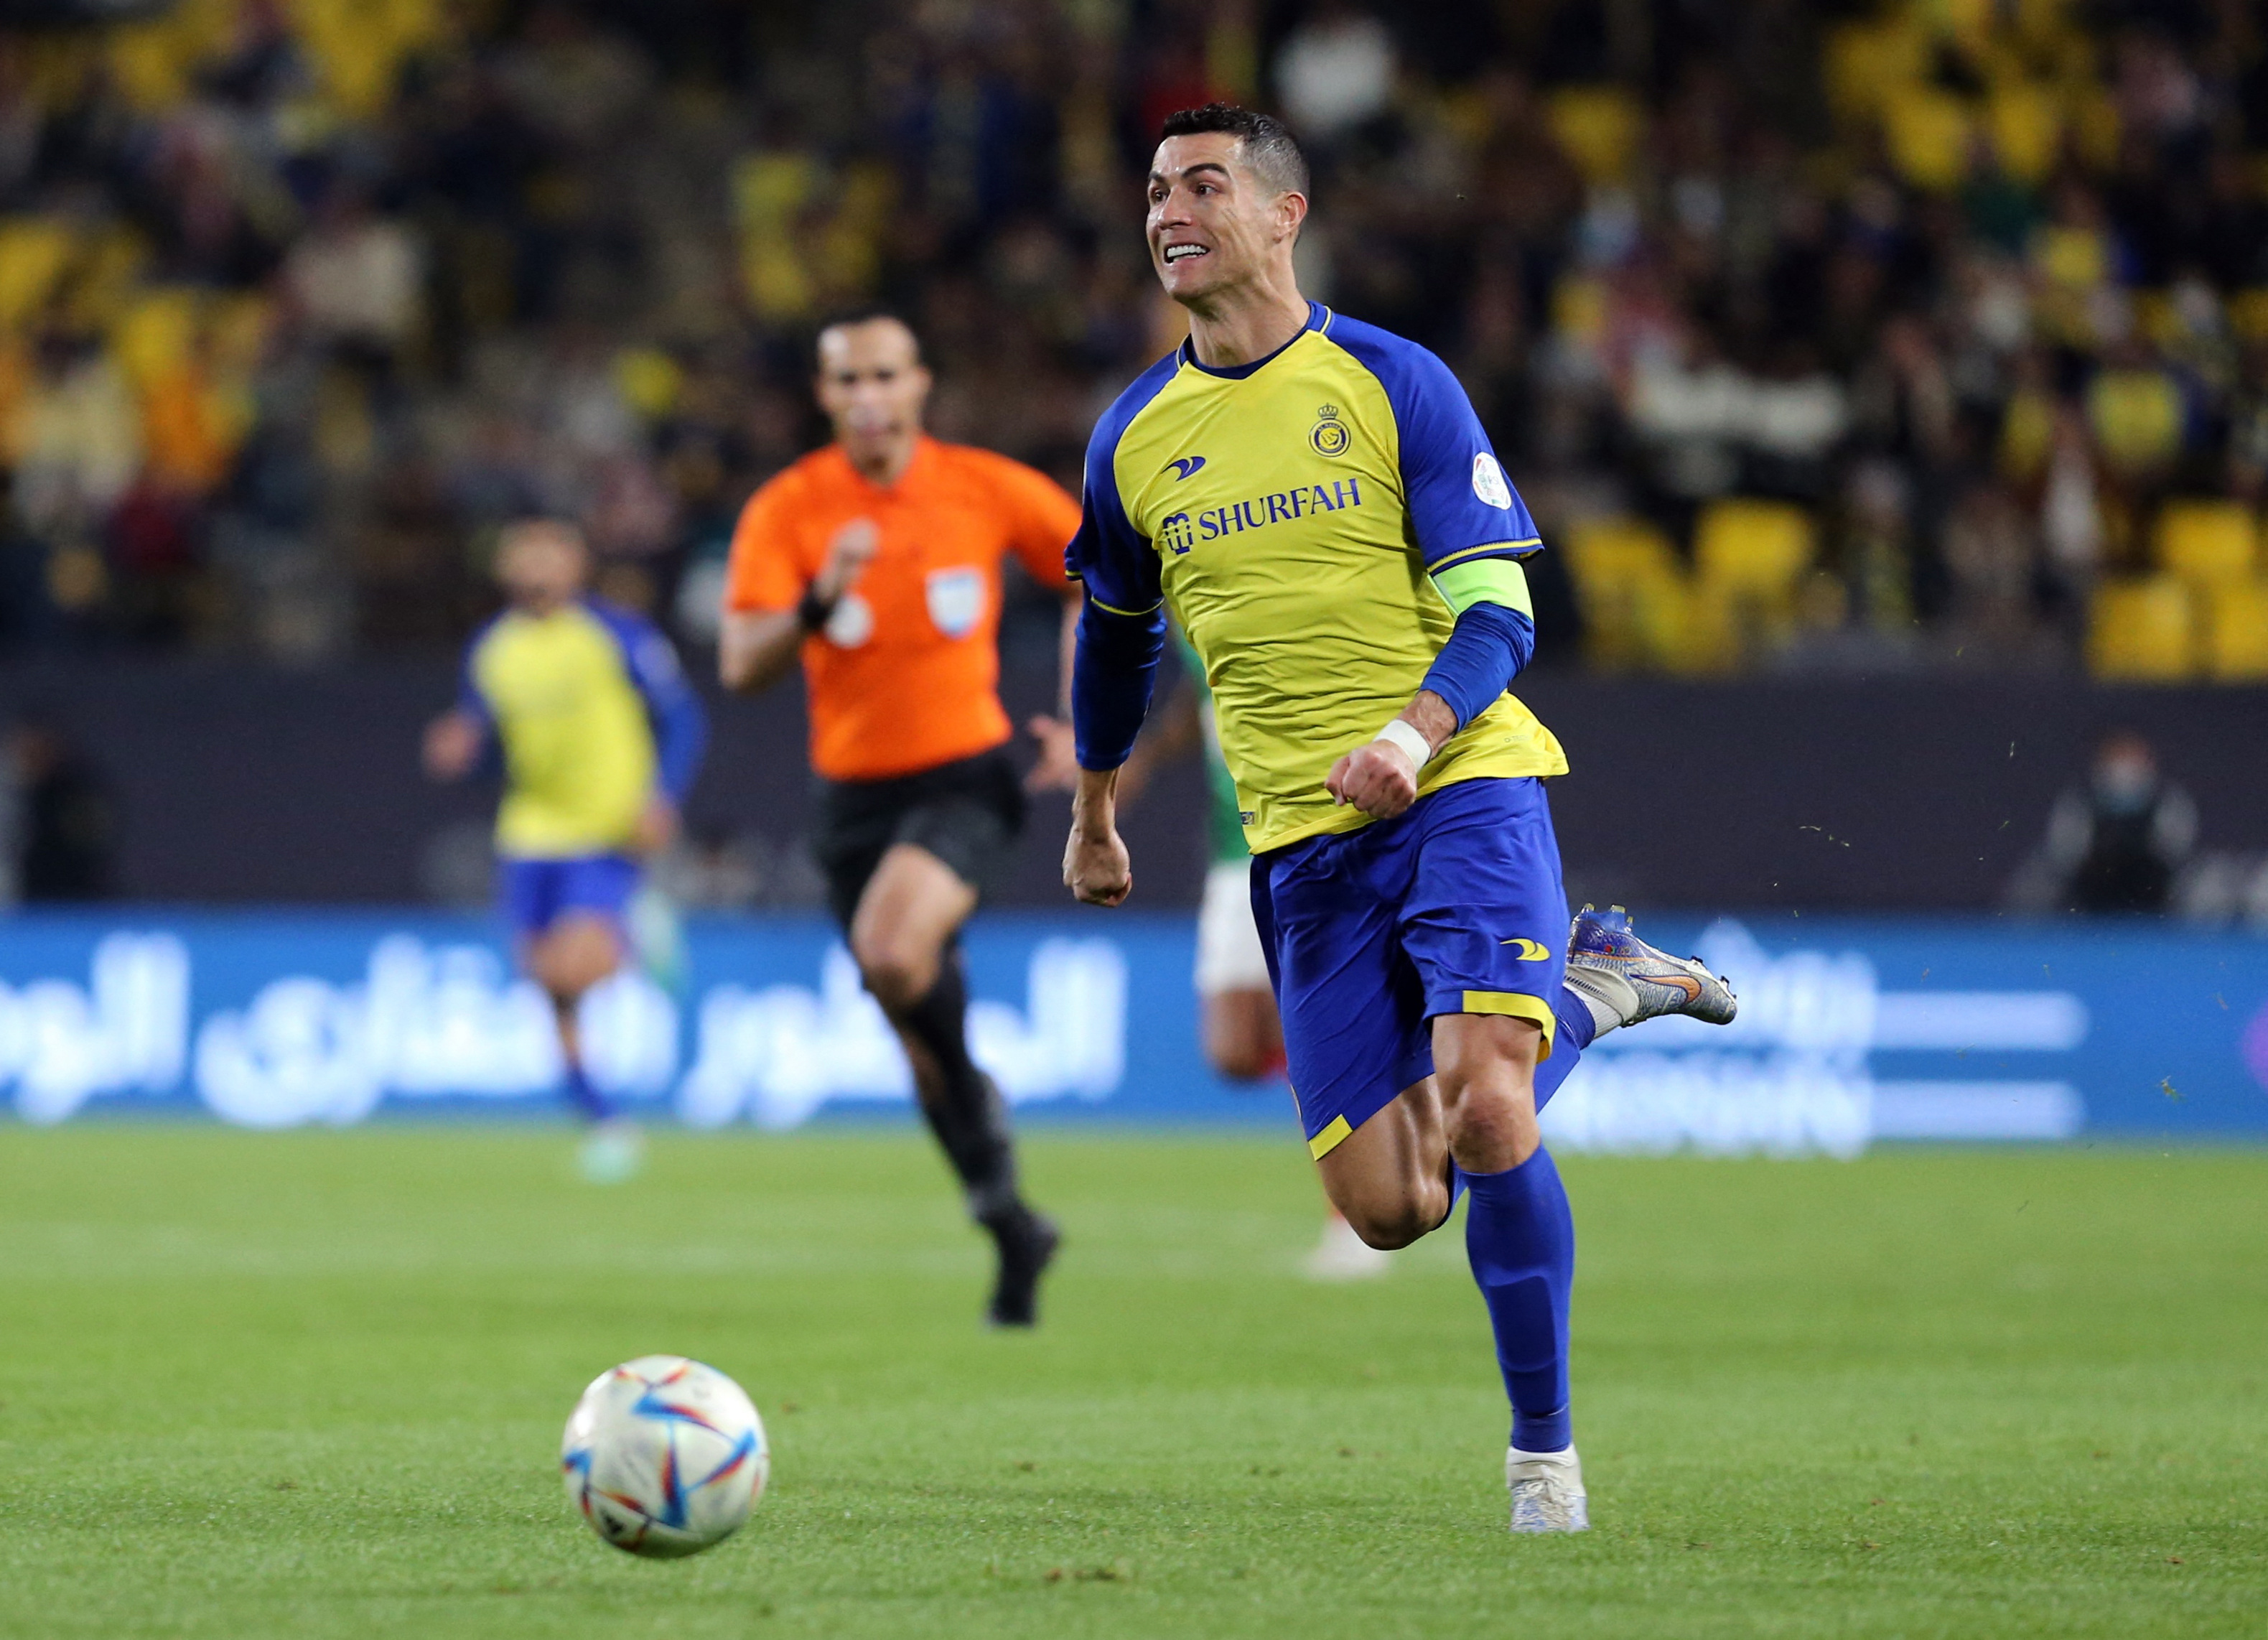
[811,747,1027,930]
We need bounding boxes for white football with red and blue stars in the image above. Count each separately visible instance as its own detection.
[561,1356,769,1557]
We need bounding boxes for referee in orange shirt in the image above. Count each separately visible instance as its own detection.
[720,312,1082,1328]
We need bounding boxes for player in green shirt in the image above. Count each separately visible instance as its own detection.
[1108,630,1391,1280]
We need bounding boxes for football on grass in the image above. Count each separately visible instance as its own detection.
[561,1356,769,1556]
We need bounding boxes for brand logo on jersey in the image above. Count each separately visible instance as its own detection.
[1158,511,1195,554]
[1472,452,1513,509]
[1310,404,1350,457]
[1192,477,1364,543]
[1500,938,1551,961]
[1165,456,1206,480]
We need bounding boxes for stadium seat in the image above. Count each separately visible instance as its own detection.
[2155,501,2258,586]
[2066,83,2122,169]
[1689,500,1815,669]
[111,289,202,391]
[2231,289,2268,344]
[1694,499,1814,596]
[2086,367,2183,477]
[0,218,75,332]
[1561,516,1681,671]
[2086,576,2195,681]
[2202,580,2268,681]
[1546,88,1643,187]
[1824,19,1928,121]
[1883,87,1973,193]
[1987,81,2061,185]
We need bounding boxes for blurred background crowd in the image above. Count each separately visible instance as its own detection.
[2,0,2268,682]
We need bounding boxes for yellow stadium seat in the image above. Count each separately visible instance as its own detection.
[2155,501,2257,585]
[2087,577,2195,681]
[2231,289,2268,343]
[111,288,202,389]
[1987,81,2061,185]
[1562,517,1680,672]
[0,218,76,332]
[1825,19,1928,122]
[1545,88,1643,187]
[1884,87,1973,193]
[2086,367,2183,477]
[1689,500,1815,669]
[2067,84,2121,169]
[1694,499,1814,595]
[1563,516,1676,587]
[2203,580,2268,680]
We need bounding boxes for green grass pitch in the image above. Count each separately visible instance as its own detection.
[1,1128,2262,1638]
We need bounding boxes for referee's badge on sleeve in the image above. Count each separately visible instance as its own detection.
[925,567,986,638]
[1472,453,1513,509]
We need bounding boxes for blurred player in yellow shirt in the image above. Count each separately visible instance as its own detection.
[425,520,706,1182]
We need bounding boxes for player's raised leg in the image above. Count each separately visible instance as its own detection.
[850,841,1059,1328]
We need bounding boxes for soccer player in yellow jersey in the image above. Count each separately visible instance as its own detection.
[425,519,706,1182]
[1061,104,1737,1532]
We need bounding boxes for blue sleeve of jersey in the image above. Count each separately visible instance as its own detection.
[456,626,504,779]
[1328,317,1541,572]
[1419,603,1535,731]
[1065,360,1175,770]
[1073,597,1164,770]
[591,601,709,803]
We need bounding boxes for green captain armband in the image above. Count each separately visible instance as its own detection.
[1429,555,1534,618]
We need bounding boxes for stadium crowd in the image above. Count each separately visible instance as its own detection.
[0,0,2264,677]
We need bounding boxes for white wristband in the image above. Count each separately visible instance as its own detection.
[1373,718,1434,772]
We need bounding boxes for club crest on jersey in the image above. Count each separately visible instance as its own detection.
[1158,511,1195,554]
[923,567,985,638]
[1309,404,1350,457]
[1165,456,1206,480]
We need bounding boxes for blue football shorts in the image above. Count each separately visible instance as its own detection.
[1249,775,1570,1160]
[498,853,641,940]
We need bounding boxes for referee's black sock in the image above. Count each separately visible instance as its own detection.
[892,952,1025,1224]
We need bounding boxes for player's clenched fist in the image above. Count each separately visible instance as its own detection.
[1327,740,1420,819]
[1063,824,1132,907]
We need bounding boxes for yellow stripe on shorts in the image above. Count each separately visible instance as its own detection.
[1307,1115,1353,1159]
[1460,990,1558,1057]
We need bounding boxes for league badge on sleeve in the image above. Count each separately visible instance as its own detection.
[1472,452,1513,509]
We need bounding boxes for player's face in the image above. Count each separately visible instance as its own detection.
[496,524,589,611]
[1147,134,1292,303]
[815,321,931,455]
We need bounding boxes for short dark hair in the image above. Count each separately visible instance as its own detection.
[1159,102,1310,201]
[815,307,923,366]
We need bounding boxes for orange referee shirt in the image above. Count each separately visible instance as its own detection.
[725,436,1082,783]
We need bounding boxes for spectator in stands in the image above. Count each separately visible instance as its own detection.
[2010,731,2198,915]
[4,712,116,902]
[0,0,2262,687]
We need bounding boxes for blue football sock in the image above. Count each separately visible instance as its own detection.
[563,1060,615,1124]
[1462,1146,1575,1453]
[1531,984,1595,1112]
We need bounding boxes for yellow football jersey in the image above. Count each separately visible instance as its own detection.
[1069,303,1565,852]
[462,599,705,858]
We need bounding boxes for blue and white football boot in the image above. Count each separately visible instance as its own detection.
[1508,1445,1590,1534]
[1564,904,1738,1038]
